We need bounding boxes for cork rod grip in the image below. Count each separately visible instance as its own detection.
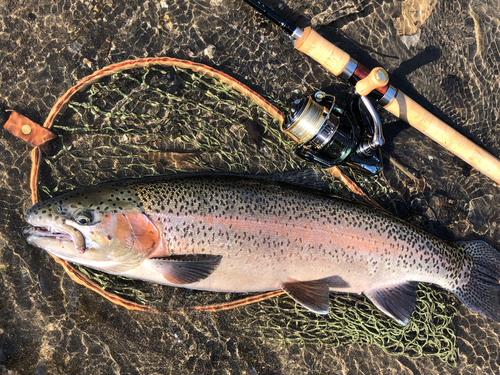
[385,91,500,184]
[294,27,350,77]
[295,28,500,184]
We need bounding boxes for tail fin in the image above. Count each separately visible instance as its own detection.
[452,240,500,322]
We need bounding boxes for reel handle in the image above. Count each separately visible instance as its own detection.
[355,68,389,96]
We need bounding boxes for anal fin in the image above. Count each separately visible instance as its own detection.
[282,279,330,314]
[364,281,419,325]
[146,254,222,285]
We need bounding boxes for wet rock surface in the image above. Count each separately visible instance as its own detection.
[2,0,500,373]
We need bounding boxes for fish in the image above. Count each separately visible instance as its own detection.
[23,174,500,325]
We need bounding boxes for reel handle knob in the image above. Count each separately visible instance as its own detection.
[355,67,389,96]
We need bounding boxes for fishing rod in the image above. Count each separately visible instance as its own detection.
[241,0,500,184]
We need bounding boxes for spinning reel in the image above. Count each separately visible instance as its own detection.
[282,90,384,174]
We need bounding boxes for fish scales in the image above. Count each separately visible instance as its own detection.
[24,174,500,325]
[131,177,465,291]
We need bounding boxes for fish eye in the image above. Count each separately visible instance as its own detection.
[73,208,94,225]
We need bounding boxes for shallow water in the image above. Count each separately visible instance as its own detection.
[2,0,500,373]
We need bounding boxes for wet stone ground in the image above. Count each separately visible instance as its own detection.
[2,0,500,374]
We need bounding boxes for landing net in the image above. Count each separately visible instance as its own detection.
[31,57,457,365]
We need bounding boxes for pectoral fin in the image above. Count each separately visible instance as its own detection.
[282,279,330,314]
[364,281,419,325]
[146,255,222,285]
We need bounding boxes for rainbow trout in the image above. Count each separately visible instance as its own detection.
[23,174,500,325]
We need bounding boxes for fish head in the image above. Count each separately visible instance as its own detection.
[23,183,160,273]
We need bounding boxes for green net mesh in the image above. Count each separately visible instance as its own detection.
[37,62,457,365]
[233,284,457,366]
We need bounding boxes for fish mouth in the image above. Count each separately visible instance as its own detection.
[23,225,72,241]
[23,223,87,254]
